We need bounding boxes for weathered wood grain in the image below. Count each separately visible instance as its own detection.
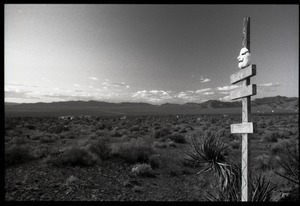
[230,84,256,100]
[231,122,253,133]
[230,65,256,84]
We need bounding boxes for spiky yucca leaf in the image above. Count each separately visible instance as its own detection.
[274,145,299,185]
[184,132,278,201]
[251,173,277,201]
[184,132,234,189]
[204,172,276,201]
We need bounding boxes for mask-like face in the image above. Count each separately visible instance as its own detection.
[237,47,251,69]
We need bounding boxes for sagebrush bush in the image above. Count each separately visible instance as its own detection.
[254,154,275,171]
[116,139,154,164]
[230,140,240,150]
[47,146,97,167]
[95,123,105,130]
[262,131,279,143]
[152,141,168,148]
[131,163,156,177]
[40,135,58,143]
[10,136,27,145]
[149,154,161,169]
[89,137,112,160]
[5,144,36,167]
[154,128,171,139]
[270,139,294,155]
[168,141,177,147]
[170,132,186,143]
[130,125,140,132]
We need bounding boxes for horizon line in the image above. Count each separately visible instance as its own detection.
[4,95,298,106]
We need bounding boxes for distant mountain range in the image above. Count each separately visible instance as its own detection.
[5,96,298,117]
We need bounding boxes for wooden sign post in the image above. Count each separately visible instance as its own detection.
[230,17,257,201]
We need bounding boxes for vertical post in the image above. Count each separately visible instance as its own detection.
[241,17,251,202]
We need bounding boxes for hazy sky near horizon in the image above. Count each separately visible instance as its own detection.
[5,4,299,104]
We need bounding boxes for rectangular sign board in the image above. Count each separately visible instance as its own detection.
[230,65,256,84]
[230,84,256,100]
[231,122,253,133]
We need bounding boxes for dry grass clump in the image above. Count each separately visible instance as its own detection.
[89,137,112,160]
[262,131,279,143]
[5,144,36,167]
[47,146,97,167]
[154,128,171,139]
[149,154,161,169]
[115,139,154,164]
[170,132,186,144]
[254,154,275,171]
[40,134,58,143]
[270,139,296,155]
[131,163,156,177]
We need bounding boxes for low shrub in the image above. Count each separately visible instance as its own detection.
[89,133,98,140]
[149,154,161,169]
[215,128,226,138]
[40,135,58,143]
[10,136,27,145]
[169,166,182,177]
[5,144,36,167]
[154,128,171,139]
[230,140,240,150]
[116,139,154,164]
[168,141,177,148]
[130,125,140,132]
[270,139,294,155]
[95,123,105,130]
[47,146,97,167]
[89,137,112,160]
[131,163,156,177]
[262,131,279,143]
[254,154,275,171]
[47,124,69,134]
[111,129,123,137]
[26,124,36,130]
[35,145,51,158]
[153,141,168,148]
[170,132,186,144]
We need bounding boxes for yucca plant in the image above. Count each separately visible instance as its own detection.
[184,132,277,201]
[204,173,277,201]
[184,132,235,189]
[274,143,299,201]
[274,144,299,185]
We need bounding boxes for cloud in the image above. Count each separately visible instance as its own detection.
[5,90,30,98]
[176,92,189,99]
[132,90,173,103]
[74,89,84,92]
[217,85,241,91]
[42,91,120,102]
[102,80,130,89]
[258,82,281,92]
[219,91,230,95]
[258,82,280,87]
[195,88,212,94]
[203,91,214,95]
[219,95,231,101]
[200,76,211,83]
[5,89,40,100]
[89,77,98,81]
[6,82,39,88]
[201,78,211,83]
[73,84,81,87]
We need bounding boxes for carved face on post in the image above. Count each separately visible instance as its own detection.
[237,47,251,69]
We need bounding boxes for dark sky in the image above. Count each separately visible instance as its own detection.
[5,4,299,104]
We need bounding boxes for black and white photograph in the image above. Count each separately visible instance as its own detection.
[4,4,299,201]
